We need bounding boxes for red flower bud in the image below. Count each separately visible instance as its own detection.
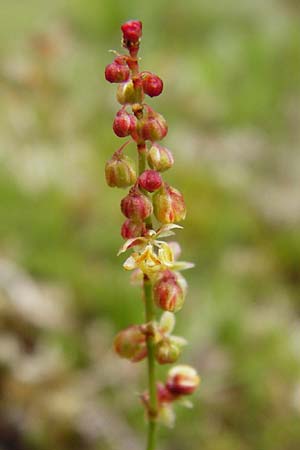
[114,325,147,362]
[142,73,163,97]
[139,113,168,142]
[121,219,146,239]
[166,365,200,395]
[117,80,144,105]
[153,270,187,313]
[155,338,181,364]
[121,189,153,221]
[113,110,137,137]
[147,143,174,172]
[105,153,136,188]
[138,170,162,192]
[121,20,142,42]
[153,184,186,224]
[105,58,130,83]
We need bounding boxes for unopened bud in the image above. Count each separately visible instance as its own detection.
[147,143,174,172]
[153,184,186,223]
[105,153,136,188]
[139,113,168,141]
[121,219,146,239]
[117,80,144,105]
[153,270,187,313]
[166,365,200,395]
[114,325,147,362]
[121,189,153,221]
[155,338,181,364]
[121,20,142,43]
[105,57,130,83]
[113,110,137,137]
[142,72,163,97]
[138,170,163,192]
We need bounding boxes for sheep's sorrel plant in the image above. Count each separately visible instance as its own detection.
[104,20,200,450]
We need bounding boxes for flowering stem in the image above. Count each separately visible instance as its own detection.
[105,20,200,450]
[144,275,158,450]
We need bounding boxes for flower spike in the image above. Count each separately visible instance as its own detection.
[104,20,200,450]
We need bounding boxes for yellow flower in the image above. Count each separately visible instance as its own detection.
[118,225,194,276]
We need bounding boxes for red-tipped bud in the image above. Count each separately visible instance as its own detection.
[114,325,147,362]
[166,365,200,395]
[113,110,137,137]
[138,170,163,192]
[142,73,163,97]
[147,143,174,172]
[117,80,144,105]
[121,219,146,239]
[105,58,130,83]
[153,184,186,223]
[105,153,136,188]
[153,270,187,313]
[121,20,142,42]
[155,338,181,364]
[121,189,153,221]
[138,113,168,141]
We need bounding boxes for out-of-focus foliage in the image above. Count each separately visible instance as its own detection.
[1,1,300,449]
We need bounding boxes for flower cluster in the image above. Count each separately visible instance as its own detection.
[104,20,200,429]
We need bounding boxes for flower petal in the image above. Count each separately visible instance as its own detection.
[159,312,176,334]
[159,404,176,428]
[171,261,195,271]
[123,255,138,270]
[156,224,183,239]
[170,335,188,347]
[118,237,147,255]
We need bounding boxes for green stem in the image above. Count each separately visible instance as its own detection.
[138,142,157,449]
[138,143,152,229]
[138,142,147,174]
[144,275,158,450]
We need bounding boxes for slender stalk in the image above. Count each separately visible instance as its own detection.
[138,142,147,174]
[144,275,158,450]
[138,141,157,450]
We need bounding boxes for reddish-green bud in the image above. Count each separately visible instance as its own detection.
[121,189,153,221]
[114,325,147,362]
[147,143,174,172]
[121,20,142,42]
[142,73,163,97]
[105,153,136,188]
[139,113,168,141]
[155,338,181,364]
[116,80,144,105]
[105,58,130,83]
[153,184,186,223]
[121,219,146,239]
[166,365,200,395]
[153,270,187,313]
[138,170,163,192]
[113,110,137,137]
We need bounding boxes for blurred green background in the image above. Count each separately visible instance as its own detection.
[1,1,300,449]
